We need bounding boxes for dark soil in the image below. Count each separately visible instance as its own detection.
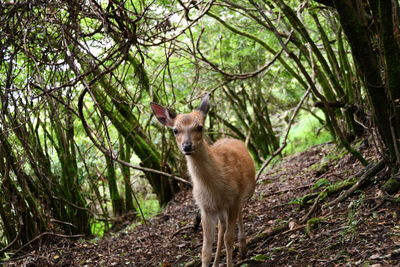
[4,142,400,266]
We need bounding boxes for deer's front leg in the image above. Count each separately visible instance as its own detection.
[201,212,216,267]
[213,211,228,267]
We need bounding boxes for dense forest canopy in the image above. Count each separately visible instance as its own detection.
[1,0,400,258]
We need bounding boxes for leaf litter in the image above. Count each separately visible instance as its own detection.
[4,142,400,266]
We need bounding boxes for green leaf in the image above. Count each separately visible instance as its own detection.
[312,178,331,190]
[251,254,270,261]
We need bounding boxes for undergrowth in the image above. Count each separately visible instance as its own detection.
[284,110,332,155]
[91,195,160,237]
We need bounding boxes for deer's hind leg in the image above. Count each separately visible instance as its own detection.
[213,211,227,267]
[225,209,239,267]
[238,208,247,258]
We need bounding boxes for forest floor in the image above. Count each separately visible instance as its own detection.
[5,141,400,266]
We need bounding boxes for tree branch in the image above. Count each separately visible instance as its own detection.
[256,87,312,180]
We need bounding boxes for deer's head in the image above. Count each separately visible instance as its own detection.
[151,94,209,155]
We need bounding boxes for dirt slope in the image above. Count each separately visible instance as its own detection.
[4,142,400,266]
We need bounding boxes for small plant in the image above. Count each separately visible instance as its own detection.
[340,194,365,241]
[250,254,270,261]
[137,197,160,219]
[289,192,319,206]
[284,110,332,155]
[312,178,331,190]
[305,217,324,235]
[91,220,108,237]
[289,177,357,207]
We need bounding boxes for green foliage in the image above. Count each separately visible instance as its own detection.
[290,177,356,206]
[284,111,332,155]
[312,178,331,190]
[305,217,324,235]
[382,177,400,194]
[289,192,319,206]
[90,195,159,237]
[325,178,356,195]
[91,220,108,237]
[137,197,160,219]
[251,254,270,261]
[324,148,349,163]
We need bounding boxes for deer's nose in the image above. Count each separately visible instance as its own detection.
[182,142,193,152]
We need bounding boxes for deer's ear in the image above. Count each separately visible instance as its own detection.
[198,93,210,116]
[150,102,176,127]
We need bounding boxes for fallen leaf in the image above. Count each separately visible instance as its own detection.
[289,221,296,230]
[369,253,381,260]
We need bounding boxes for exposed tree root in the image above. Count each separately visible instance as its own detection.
[373,195,400,211]
[247,223,289,248]
[297,178,356,208]
[170,225,193,239]
[184,259,200,267]
[301,193,323,223]
[323,160,385,208]
[382,176,400,194]
[299,192,320,206]
[297,160,385,223]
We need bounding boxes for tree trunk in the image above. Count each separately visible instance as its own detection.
[105,156,125,216]
[119,135,135,212]
[334,0,396,161]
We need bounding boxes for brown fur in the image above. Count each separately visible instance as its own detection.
[151,98,255,267]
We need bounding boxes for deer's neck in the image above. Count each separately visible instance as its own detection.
[186,142,217,185]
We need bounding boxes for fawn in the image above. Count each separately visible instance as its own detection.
[151,94,255,267]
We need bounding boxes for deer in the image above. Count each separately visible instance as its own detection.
[150,94,255,267]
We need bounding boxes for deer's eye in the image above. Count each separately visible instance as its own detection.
[196,125,203,132]
[173,128,179,135]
